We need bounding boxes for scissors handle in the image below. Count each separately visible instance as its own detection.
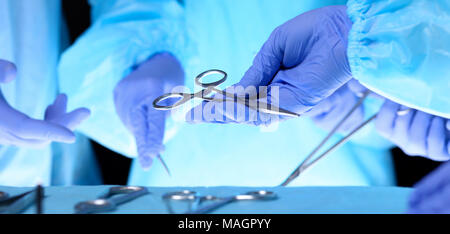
[195,69,227,88]
[108,187,149,206]
[75,187,149,214]
[186,196,236,214]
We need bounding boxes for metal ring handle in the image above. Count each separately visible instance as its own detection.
[74,199,115,214]
[235,190,277,200]
[153,93,188,110]
[195,69,227,88]
[109,186,145,195]
[163,190,197,200]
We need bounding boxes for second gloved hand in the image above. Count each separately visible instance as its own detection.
[114,53,184,170]
[186,6,353,125]
[376,100,450,161]
[0,59,90,148]
[304,79,367,133]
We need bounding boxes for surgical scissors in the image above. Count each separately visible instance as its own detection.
[74,186,149,214]
[280,90,412,186]
[153,69,300,118]
[162,190,277,214]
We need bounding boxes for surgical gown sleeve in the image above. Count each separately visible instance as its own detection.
[347,0,450,118]
[58,0,187,157]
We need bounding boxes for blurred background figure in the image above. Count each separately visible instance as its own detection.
[0,0,100,186]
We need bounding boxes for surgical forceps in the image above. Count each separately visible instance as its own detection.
[280,90,412,186]
[153,69,300,118]
[162,190,277,214]
[74,186,149,214]
[0,189,39,214]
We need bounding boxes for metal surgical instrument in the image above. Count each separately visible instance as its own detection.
[153,69,300,118]
[0,189,39,214]
[0,191,8,202]
[162,190,277,214]
[280,90,412,186]
[74,186,149,214]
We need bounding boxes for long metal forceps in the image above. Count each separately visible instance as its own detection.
[280,90,413,186]
[280,90,374,186]
[153,69,300,118]
[74,186,149,214]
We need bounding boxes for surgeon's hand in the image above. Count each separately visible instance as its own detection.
[408,161,450,214]
[114,53,184,170]
[186,6,353,125]
[376,100,450,161]
[0,59,90,148]
[304,79,366,133]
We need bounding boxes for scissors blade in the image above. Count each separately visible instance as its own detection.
[157,154,171,177]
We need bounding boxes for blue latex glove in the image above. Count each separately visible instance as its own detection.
[376,99,450,161]
[114,53,184,170]
[0,60,90,148]
[408,160,450,214]
[304,79,366,133]
[186,6,353,125]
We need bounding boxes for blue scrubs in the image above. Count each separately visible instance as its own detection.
[59,0,396,187]
[0,0,100,186]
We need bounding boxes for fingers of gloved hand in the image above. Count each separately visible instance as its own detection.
[131,101,166,170]
[45,94,68,121]
[375,100,401,139]
[185,85,279,125]
[14,117,75,143]
[346,79,368,97]
[406,111,432,156]
[0,130,49,148]
[427,116,449,161]
[131,107,153,170]
[389,107,415,148]
[306,83,365,133]
[0,59,17,83]
[185,98,275,126]
[50,108,91,131]
[234,27,286,89]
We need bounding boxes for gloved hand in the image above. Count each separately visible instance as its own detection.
[408,160,450,214]
[376,99,450,161]
[186,6,353,125]
[114,53,184,170]
[304,79,366,133]
[0,59,90,148]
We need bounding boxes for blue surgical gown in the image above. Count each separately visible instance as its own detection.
[59,0,398,187]
[0,0,101,186]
